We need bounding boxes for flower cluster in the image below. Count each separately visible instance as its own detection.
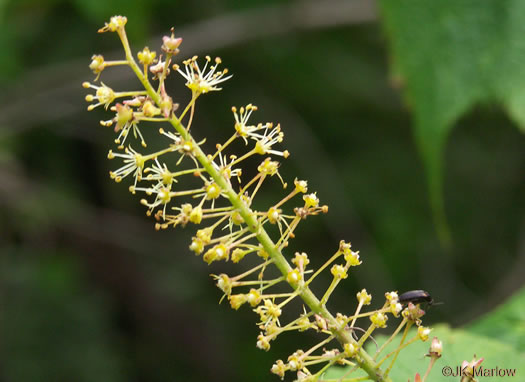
[85,16,440,382]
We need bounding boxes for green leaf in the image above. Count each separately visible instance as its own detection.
[467,286,525,353]
[378,1,525,244]
[324,325,524,381]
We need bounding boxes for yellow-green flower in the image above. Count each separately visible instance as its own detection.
[418,326,431,341]
[331,264,348,280]
[370,312,388,328]
[256,333,271,351]
[177,55,232,94]
[344,343,357,357]
[229,294,247,310]
[286,268,302,286]
[357,289,372,305]
[247,288,262,307]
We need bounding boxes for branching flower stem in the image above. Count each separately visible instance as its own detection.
[374,316,409,360]
[114,26,391,382]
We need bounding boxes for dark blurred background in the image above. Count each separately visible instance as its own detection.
[1,0,523,381]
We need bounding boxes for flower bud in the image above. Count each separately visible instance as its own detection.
[292,252,310,269]
[189,206,203,224]
[196,227,212,243]
[267,207,281,224]
[203,243,229,264]
[256,333,271,351]
[385,291,399,302]
[287,351,304,371]
[460,356,484,380]
[142,100,161,117]
[162,34,183,54]
[257,246,269,260]
[89,55,105,75]
[189,237,205,254]
[270,360,286,378]
[231,248,247,263]
[303,193,319,208]
[344,249,361,267]
[294,178,308,193]
[247,288,262,307]
[315,314,327,331]
[160,93,174,117]
[286,268,302,286]
[403,302,425,322]
[215,274,232,295]
[428,337,442,358]
[206,182,222,199]
[99,15,127,33]
[390,302,403,317]
[230,211,244,225]
[297,315,311,331]
[229,294,247,310]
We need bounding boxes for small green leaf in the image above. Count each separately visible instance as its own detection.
[379,0,525,244]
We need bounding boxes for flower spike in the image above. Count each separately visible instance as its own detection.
[85,16,436,382]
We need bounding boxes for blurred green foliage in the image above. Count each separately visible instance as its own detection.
[381,0,525,243]
[468,285,525,353]
[2,251,125,381]
[1,0,523,381]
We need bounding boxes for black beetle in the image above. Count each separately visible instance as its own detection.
[398,290,434,306]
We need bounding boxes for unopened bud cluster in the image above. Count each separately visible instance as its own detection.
[85,16,439,382]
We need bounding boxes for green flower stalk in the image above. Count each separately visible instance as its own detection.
[85,16,441,381]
